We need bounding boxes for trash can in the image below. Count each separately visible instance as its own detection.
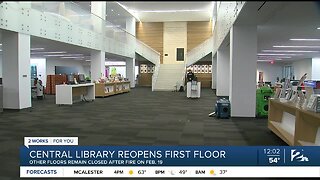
[215,98,230,119]
[187,81,201,98]
[256,86,273,117]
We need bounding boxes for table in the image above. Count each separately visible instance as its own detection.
[56,83,95,105]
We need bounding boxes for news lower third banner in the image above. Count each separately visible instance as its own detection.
[20,137,320,178]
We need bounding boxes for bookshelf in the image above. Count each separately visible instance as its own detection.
[95,81,130,97]
[268,98,320,146]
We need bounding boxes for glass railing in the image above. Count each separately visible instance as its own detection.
[31,1,134,41]
[5,1,159,63]
[4,1,139,58]
[4,1,161,89]
[186,36,213,67]
[135,39,161,91]
[136,39,161,65]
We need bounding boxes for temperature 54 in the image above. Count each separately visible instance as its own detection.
[269,157,280,164]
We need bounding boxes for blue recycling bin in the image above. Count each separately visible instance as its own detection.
[215,98,230,119]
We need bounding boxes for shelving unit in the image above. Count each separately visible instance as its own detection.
[268,98,320,146]
[95,81,130,97]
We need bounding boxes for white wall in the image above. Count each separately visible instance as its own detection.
[212,55,217,89]
[312,58,320,80]
[126,58,135,88]
[0,55,2,78]
[291,59,312,80]
[163,22,187,64]
[31,58,46,86]
[216,48,229,96]
[257,62,283,84]
[229,25,257,117]
[46,59,87,76]
[107,66,126,77]
[126,17,136,36]
[2,32,31,109]
[83,65,90,77]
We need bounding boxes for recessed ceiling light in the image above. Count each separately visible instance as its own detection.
[31,51,67,54]
[273,45,320,48]
[60,57,85,59]
[44,54,83,57]
[290,38,320,41]
[258,56,291,59]
[257,60,273,62]
[117,14,120,16]
[0,44,2,46]
[257,53,303,56]
[31,48,45,51]
[257,59,283,62]
[262,50,319,53]
[111,9,113,11]
[105,25,121,28]
[135,9,206,13]
[317,27,320,29]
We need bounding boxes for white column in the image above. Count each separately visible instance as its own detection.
[2,31,31,109]
[212,54,217,89]
[229,25,257,117]
[90,50,105,82]
[90,2,106,83]
[216,48,230,96]
[0,55,2,78]
[126,17,136,36]
[91,1,106,33]
[126,58,135,88]
[312,58,320,80]
[91,2,106,20]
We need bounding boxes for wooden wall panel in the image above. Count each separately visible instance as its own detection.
[194,61,212,88]
[196,73,212,88]
[138,74,152,87]
[137,61,153,87]
[136,22,164,64]
[187,21,212,52]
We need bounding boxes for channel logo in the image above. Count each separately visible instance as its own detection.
[290,149,309,162]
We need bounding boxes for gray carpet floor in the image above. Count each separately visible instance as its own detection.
[0,87,286,180]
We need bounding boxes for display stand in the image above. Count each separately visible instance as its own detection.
[95,81,130,97]
[95,83,116,97]
[268,98,320,146]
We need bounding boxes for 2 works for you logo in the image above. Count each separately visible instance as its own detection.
[290,149,309,162]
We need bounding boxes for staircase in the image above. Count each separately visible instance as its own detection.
[186,36,213,67]
[153,64,186,91]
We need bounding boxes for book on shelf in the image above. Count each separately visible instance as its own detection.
[307,94,320,113]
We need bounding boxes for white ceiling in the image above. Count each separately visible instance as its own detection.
[257,1,320,62]
[72,1,133,31]
[119,1,213,22]
[2,2,320,65]
[28,36,126,63]
[105,2,134,30]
